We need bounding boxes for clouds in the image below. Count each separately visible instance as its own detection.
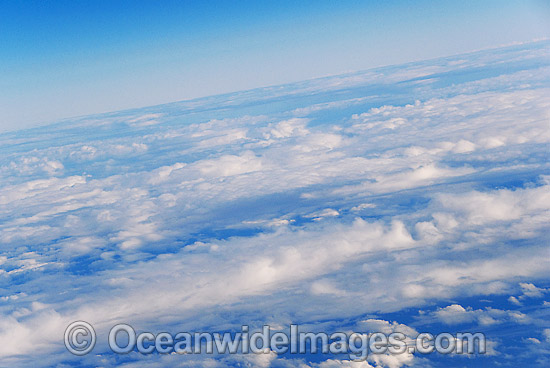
[433,304,531,326]
[197,151,263,177]
[0,41,549,367]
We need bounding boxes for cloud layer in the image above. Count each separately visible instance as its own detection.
[0,40,549,367]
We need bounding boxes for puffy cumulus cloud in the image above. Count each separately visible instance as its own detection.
[0,41,549,367]
[0,218,418,361]
[369,353,414,368]
[519,283,548,299]
[266,118,310,139]
[228,350,278,368]
[527,337,542,344]
[506,283,549,306]
[0,205,542,364]
[0,304,65,357]
[358,319,417,337]
[147,162,186,184]
[197,151,263,177]
[434,185,550,226]
[2,156,65,177]
[432,304,532,326]
[293,133,344,152]
[305,208,340,221]
[350,203,376,212]
[357,319,416,368]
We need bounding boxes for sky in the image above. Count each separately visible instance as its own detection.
[0,0,549,132]
[1,2,550,364]
[0,39,549,367]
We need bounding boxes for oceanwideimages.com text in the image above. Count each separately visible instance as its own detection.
[65,321,487,360]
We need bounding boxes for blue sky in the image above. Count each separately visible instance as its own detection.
[0,0,549,132]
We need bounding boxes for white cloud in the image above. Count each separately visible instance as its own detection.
[519,283,547,299]
[268,118,310,139]
[197,151,263,177]
[0,41,549,367]
[432,304,532,326]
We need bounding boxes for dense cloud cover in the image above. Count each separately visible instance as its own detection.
[0,40,549,367]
